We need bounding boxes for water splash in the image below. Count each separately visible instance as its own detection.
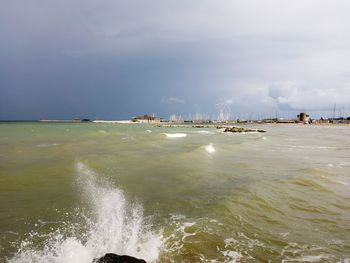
[9,162,163,263]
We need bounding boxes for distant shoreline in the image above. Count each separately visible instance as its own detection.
[0,120,349,126]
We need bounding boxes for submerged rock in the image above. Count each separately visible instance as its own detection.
[93,253,146,263]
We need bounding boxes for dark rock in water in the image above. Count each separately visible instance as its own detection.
[222,126,266,133]
[93,253,146,263]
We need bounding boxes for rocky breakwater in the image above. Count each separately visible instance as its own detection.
[157,123,266,133]
[93,253,146,263]
[222,126,266,133]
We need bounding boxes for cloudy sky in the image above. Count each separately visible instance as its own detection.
[1,0,350,120]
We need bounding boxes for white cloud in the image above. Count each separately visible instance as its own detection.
[268,83,350,111]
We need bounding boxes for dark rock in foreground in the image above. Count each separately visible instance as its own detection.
[223,127,266,133]
[93,253,146,263]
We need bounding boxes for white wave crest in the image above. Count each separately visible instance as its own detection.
[205,143,215,153]
[195,130,216,135]
[9,162,163,263]
[164,133,187,138]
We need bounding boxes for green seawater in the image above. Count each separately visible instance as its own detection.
[0,123,349,262]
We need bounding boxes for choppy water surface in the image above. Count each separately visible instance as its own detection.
[0,123,349,262]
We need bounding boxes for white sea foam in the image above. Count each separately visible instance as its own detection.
[164,216,242,262]
[279,232,290,238]
[224,238,238,246]
[205,143,216,153]
[145,130,152,133]
[169,214,186,220]
[9,162,163,263]
[221,250,242,262]
[164,133,187,138]
[222,238,243,262]
[282,255,326,262]
[287,145,336,150]
[195,130,216,135]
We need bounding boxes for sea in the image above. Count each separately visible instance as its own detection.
[0,122,349,262]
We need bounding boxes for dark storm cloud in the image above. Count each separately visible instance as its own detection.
[1,0,350,119]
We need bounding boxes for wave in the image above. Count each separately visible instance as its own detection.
[205,143,215,153]
[284,145,337,150]
[36,143,59,148]
[163,133,187,138]
[194,130,216,135]
[9,162,163,263]
[163,215,243,263]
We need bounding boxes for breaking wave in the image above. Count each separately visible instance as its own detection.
[205,143,215,153]
[163,133,187,138]
[9,162,163,263]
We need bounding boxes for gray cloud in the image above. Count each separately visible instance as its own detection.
[1,0,350,119]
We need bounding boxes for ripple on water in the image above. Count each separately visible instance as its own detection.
[288,178,331,193]
[36,143,59,148]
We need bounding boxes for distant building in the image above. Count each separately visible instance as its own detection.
[262,118,277,123]
[277,119,296,124]
[132,114,162,123]
[314,117,329,124]
[297,112,309,123]
[331,117,350,124]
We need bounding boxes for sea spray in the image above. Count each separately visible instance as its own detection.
[9,162,163,263]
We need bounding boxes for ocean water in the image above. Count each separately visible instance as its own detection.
[0,123,349,262]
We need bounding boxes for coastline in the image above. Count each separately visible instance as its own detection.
[1,119,349,126]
